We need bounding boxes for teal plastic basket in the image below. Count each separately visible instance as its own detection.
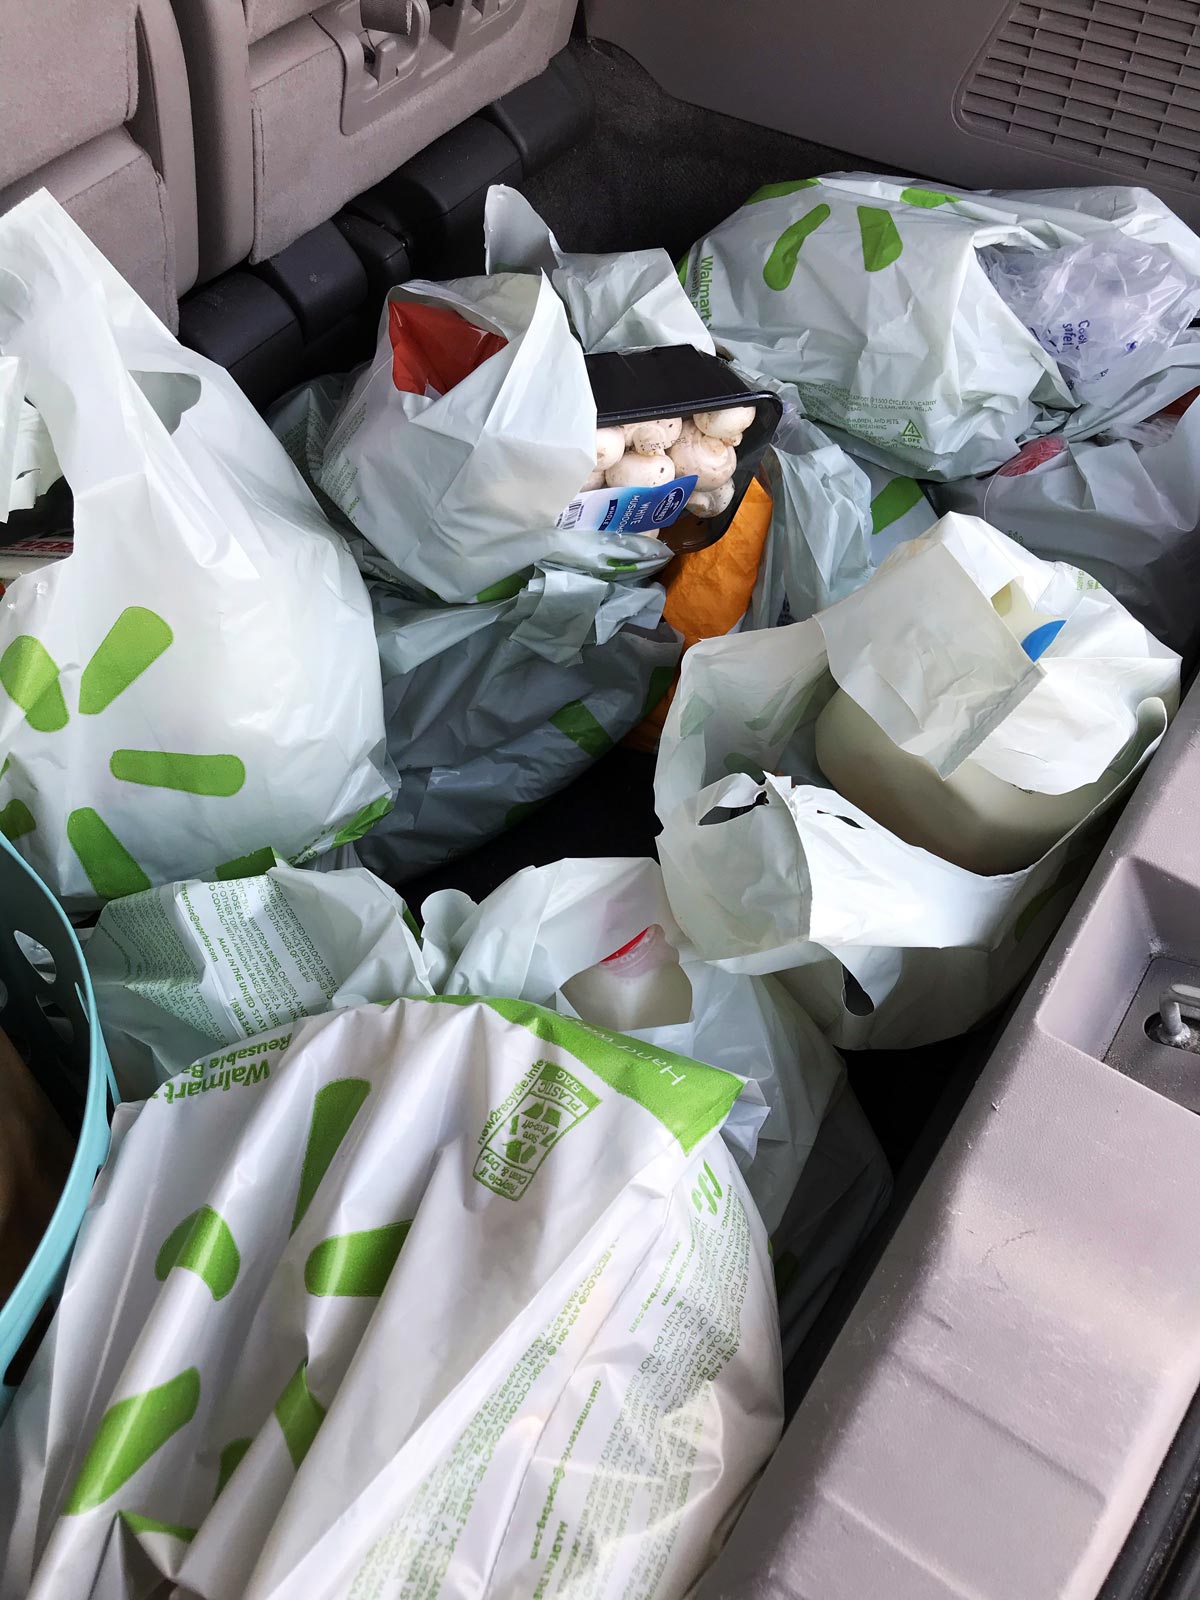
[0,831,115,1418]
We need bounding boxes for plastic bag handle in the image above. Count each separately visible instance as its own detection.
[507,567,615,664]
[0,194,188,498]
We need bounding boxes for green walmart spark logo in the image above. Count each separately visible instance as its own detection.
[758,183,957,290]
[0,606,245,900]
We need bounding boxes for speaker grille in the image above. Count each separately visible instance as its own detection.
[959,0,1200,187]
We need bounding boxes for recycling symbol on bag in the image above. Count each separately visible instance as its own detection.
[691,1160,724,1217]
[503,1137,539,1166]
[0,605,246,898]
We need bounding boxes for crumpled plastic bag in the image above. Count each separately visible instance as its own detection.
[655,512,1179,1048]
[420,856,846,1236]
[483,184,716,355]
[1056,329,1200,442]
[317,273,614,602]
[282,350,673,598]
[0,192,394,909]
[917,179,1200,275]
[270,374,682,878]
[360,567,681,882]
[750,390,935,626]
[678,174,1074,477]
[423,856,892,1357]
[834,179,1200,442]
[0,996,781,1600]
[87,858,431,1097]
[682,173,1200,474]
[932,403,1200,661]
[84,851,890,1358]
[0,358,58,520]
[737,378,936,628]
[753,375,1200,659]
[88,851,837,1242]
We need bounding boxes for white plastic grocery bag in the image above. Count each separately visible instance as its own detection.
[758,375,1200,658]
[679,175,1073,477]
[317,273,616,602]
[748,387,937,627]
[0,997,782,1600]
[831,178,1200,410]
[419,855,841,1232]
[359,566,680,882]
[88,849,840,1248]
[424,856,890,1356]
[938,180,1200,273]
[288,355,672,602]
[272,374,680,878]
[84,845,886,1361]
[932,408,1200,660]
[0,193,393,908]
[483,185,716,355]
[1058,329,1200,443]
[746,391,870,628]
[0,358,58,520]
[87,859,432,1096]
[655,513,1179,1048]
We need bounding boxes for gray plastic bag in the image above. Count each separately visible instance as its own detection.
[360,568,680,882]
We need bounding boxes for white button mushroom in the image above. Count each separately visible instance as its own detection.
[580,466,608,492]
[686,479,735,519]
[693,405,757,445]
[594,426,626,472]
[622,416,683,455]
[606,451,675,489]
[668,419,738,491]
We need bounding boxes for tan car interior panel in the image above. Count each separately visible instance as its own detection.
[175,0,578,275]
[167,0,257,283]
[587,0,1200,231]
[0,0,196,328]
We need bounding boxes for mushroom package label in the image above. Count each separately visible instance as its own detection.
[555,469,699,533]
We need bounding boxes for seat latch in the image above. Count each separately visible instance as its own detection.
[313,0,432,135]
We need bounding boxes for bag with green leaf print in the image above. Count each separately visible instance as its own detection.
[680,173,1077,479]
[0,193,394,909]
[0,997,782,1600]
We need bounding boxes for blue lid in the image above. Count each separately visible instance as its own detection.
[1021,619,1065,661]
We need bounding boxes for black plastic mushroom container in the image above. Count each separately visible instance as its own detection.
[584,345,783,554]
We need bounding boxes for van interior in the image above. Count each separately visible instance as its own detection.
[5,2,1200,1596]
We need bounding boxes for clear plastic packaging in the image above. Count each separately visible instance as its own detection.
[980,231,1200,403]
